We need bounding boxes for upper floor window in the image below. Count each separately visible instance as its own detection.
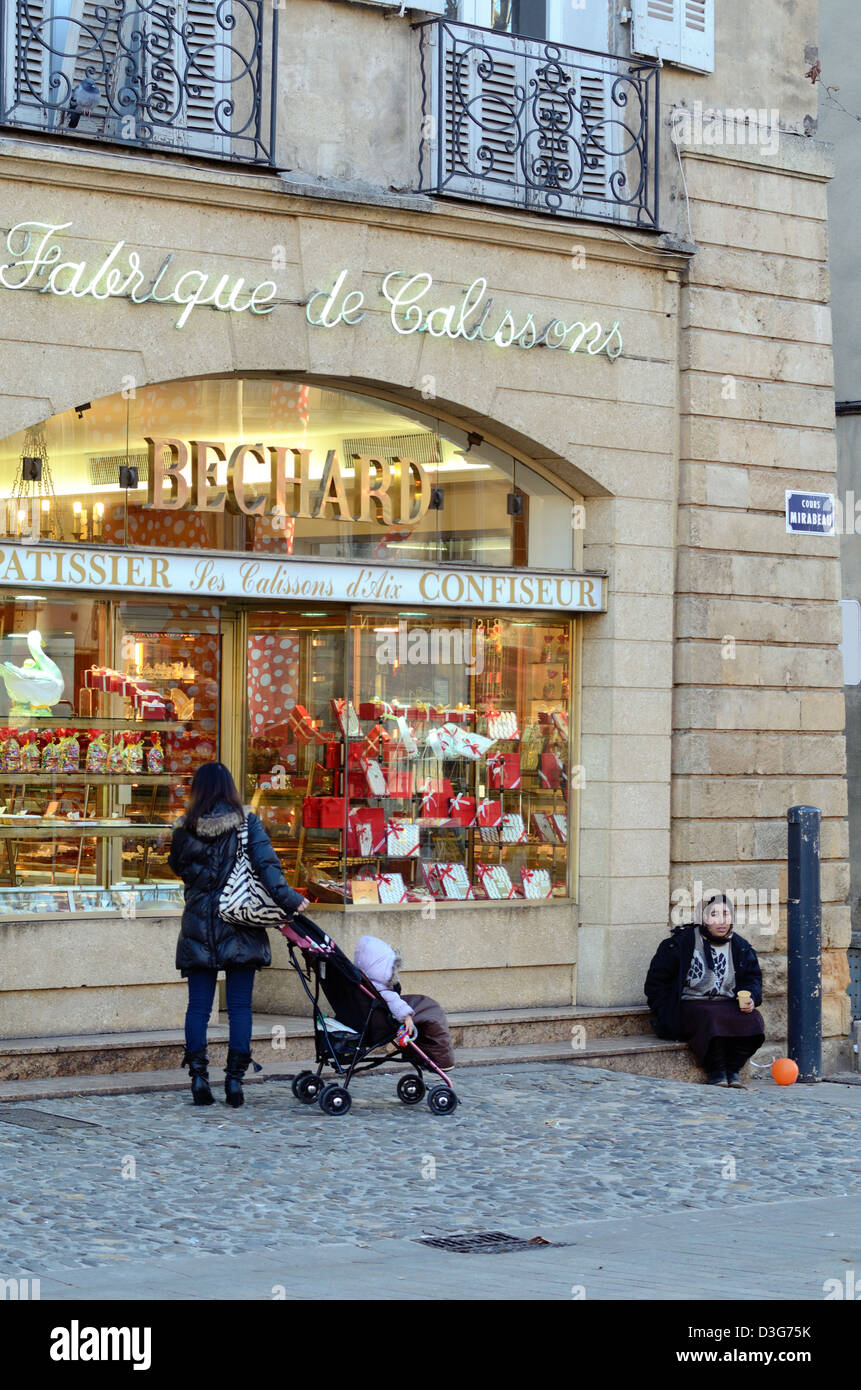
[0,0,277,165]
[455,0,609,50]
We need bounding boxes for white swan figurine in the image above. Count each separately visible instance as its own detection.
[0,629,65,715]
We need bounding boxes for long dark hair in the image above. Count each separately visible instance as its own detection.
[184,762,244,833]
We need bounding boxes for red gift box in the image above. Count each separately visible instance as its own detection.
[359,699,395,722]
[539,752,564,789]
[285,705,316,745]
[318,797,346,829]
[302,795,321,828]
[138,694,167,720]
[346,806,386,856]
[83,666,112,692]
[325,742,342,770]
[448,794,476,827]
[362,724,390,758]
[344,768,366,798]
[476,799,502,827]
[420,789,447,816]
[488,753,521,790]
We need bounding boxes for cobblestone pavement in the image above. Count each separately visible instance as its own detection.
[1,1064,860,1296]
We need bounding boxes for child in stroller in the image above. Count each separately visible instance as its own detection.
[354,935,455,1072]
[280,914,459,1117]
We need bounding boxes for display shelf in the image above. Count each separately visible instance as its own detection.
[0,822,172,837]
[0,717,192,732]
[0,773,176,785]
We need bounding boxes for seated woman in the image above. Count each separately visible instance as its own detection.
[644,893,765,1087]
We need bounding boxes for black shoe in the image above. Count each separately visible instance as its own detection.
[224,1049,253,1108]
[706,1069,728,1085]
[182,1049,214,1106]
[726,1071,747,1089]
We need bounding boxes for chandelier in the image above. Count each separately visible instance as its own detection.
[9,427,64,540]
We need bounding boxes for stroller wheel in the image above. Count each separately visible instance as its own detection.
[427,1085,458,1116]
[295,1073,324,1105]
[397,1074,426,1105]
[319,1084,352,1117]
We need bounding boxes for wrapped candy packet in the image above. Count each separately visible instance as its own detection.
[59,732,81,772]
[3,734,21,772]
[86,730,110,773]
[41,734,60,772]
[108,734,125,774]
[147,732,165,774]
[20,732,41,772]
[125,732,144,773]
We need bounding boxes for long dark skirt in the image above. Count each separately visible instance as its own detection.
[402,993,455,1070]
[679,998,765,1067]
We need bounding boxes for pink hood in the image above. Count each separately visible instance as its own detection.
[354,934,413,1022]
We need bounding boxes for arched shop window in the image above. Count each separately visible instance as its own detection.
[0,378,578,569]
[0,379,580,916]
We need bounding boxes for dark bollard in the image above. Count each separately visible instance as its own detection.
[786,805,822,1082]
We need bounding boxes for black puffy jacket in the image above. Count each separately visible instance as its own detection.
[169,802,304,973]
[644,923,763,1040]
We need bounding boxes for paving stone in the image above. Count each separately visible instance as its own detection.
[0,1064,859,1294]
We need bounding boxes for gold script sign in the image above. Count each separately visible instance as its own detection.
[145,438,430,526]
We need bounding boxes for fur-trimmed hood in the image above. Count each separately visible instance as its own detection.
[173,806,245,838]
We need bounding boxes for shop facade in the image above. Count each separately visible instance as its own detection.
[0,0,852,1064]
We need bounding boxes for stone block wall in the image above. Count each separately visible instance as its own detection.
[674,138,851,1059]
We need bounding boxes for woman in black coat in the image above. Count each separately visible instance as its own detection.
[644,893,765,1087]
[169,762,307,1107]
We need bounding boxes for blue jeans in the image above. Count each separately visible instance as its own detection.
[185,966,255,1054]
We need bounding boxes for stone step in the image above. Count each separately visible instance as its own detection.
[0,1005,655,1082]
[0,1034,701,1101]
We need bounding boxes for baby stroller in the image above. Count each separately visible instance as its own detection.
[278,913,458,1117]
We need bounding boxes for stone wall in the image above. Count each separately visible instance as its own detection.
[673,137,851,1058]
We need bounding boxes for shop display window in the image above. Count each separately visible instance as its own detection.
[0,595,221,913]
[250,609,573,905]
[0,595,574,914]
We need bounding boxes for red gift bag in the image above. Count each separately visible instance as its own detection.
[318,797,346,829]
[347,806,386,856]
[302,796,321,828]
[539,752,564,790]
[488,753,521,790]
[386,765,415,798]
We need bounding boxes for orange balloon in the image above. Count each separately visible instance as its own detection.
[771,1057,799,1086]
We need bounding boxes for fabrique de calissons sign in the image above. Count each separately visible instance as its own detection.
[0,220,624,357]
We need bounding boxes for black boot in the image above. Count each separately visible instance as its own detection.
[705,1037,727,1086]
[182,1049,214,1106]
[224,1049,252,1108]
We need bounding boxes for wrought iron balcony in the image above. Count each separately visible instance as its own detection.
[416,19,659,229]
[0,0,276,166]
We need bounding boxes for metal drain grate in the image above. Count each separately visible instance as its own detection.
[417,1231,562,1254]
[0,1108,99,1132]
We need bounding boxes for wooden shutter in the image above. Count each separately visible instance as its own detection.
[438,26,522,199]
[679,0,713,72]
[631,0,714,72]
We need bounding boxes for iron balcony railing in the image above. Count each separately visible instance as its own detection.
[0,0,277,166]
[416,18,659,229]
